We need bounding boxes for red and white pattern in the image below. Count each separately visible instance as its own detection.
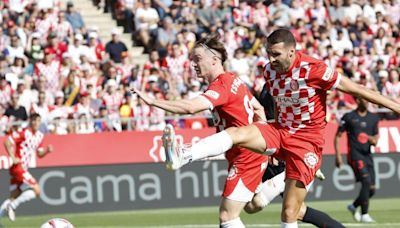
[161,55,189,82]
[9,128,44,170]
[102,92,123,115]
[53,21,73,40]
[264,52,341,134]
[0,84,13,107]
[35,60,61,93]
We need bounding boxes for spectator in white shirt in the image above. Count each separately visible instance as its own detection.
[68,33,89,64]
[135,0,160,50]
[332,29,353,56]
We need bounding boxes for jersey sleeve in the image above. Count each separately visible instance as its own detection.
[201,79,229,110]
[307,61,341,91]
[338,113,349,133]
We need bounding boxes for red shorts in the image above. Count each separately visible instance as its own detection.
[222,147,268,202]
[9,164,37,191]
[254,122,324,186]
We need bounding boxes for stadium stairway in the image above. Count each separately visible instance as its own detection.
[65,0,149,66]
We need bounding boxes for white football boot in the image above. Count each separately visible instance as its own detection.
[347,204,361,222]
[162,124,191,170]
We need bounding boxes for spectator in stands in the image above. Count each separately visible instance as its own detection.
[30,91,51,123]
[54,11,74,41]
[268,0,291,27]
[134,0,160,51]
[74,113,95,134]
[94,106,114,132]
[105,28,128,64]
[118,0,137,33]
[65,1,86,34]
[156,17,177,52]
[68,33,89,64]
[34,48,62,94]
[195,0,216,34]
[5,94,28,122]
[4,36,25,64]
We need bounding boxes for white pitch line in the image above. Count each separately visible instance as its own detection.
[142,223,400,228]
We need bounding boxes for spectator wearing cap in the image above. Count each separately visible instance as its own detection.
[378,70,391,95]
[54,11,74,41]
[134,0,159,52]
[34,47,61,94]
[68,33,89,64]
[5,93,28,122]
[87,32,105,63]
[105,28,128,63]
[65,1,86,33]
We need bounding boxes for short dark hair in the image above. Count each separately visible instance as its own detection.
[194,34,228,63]
[30,113,41,120]
[267,29,296,48]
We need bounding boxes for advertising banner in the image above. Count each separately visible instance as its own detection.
[0,154,399,215]
[0,120,399,169]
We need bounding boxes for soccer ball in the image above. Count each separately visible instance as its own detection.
[40,218,74,228]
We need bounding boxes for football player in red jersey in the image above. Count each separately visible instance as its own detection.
[134,35,269,227]
[160,29,400,228]
[0,113,53,222]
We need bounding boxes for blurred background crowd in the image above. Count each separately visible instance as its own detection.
[0,0,398,135]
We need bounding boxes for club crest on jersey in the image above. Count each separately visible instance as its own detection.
[227,165,238,180]
[204,90,220,100]
[304,152,318,169]
[290,80,299,91]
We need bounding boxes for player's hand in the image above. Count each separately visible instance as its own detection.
[131,88,155,105]
[47,145,53,153]
[335,156,343,168]
[12,157,21,165]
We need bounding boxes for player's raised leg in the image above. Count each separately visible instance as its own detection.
[162,124,269,170]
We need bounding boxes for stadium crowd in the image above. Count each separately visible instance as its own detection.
[0,0,398,135]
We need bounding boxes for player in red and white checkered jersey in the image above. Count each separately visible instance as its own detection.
[159,29,400,228]
[133,35,268,228]
[0,113,53,222]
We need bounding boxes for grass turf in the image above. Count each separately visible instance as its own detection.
[1,198,400,227]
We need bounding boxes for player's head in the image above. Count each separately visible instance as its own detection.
[354,96,368,111]
[265,29,297,74]
[191,34,227,81]
[29,113,42,131]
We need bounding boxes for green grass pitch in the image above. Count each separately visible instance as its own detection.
[1,198,400,227]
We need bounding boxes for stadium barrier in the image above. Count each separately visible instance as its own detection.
[0,120,399,169]
[0,154,399,215]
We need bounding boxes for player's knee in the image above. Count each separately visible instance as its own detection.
[244,202,263,214]
[282,206,300,222]
[219,210,233,223]
[369,186,376,198]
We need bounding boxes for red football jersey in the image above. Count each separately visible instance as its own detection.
[8,128,44,170]
[201,72,266,163]
[264,52,341,134]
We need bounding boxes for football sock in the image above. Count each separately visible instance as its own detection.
[281,222,298,228]
[353,175,371,214]
[259,171,286,207]
[220,217,245,228]
[192,131,233,161]
[9,189,36,209]
[302,207,345,228]
[0,199,11,217]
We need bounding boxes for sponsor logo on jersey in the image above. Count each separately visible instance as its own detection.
[322,66,334,81]
[290,80,299,91]
[227,165,238,180]
[304,152,318,169]
[204,90,220,100]
[275,96,300,105]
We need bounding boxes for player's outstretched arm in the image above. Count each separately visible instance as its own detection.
[337,76,400,113]
[132,88,211,114]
